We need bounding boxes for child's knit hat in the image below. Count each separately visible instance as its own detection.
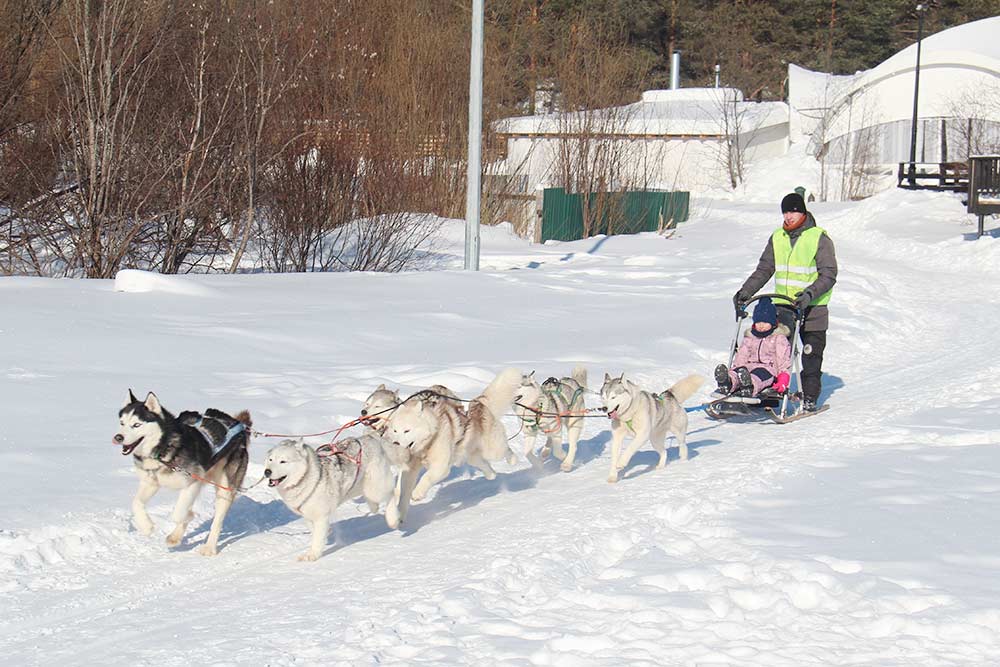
[753,297,777,325]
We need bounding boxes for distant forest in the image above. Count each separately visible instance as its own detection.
[1,1,997,276]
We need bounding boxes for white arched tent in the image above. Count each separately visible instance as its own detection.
[813,15,1000,166]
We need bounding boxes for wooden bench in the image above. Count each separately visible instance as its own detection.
[897,161,970,192]
[968,156,1000,238]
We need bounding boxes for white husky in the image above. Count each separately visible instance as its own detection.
[264,435,410,561]
[361,384,463,434]
[514,366,588,471]
[383,368,521,525]
[600,373,705,483]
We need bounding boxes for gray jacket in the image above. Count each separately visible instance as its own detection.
[739,213,838,332]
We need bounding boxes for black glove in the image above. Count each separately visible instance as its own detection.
[733,289,749,310]
[794,289,813,312]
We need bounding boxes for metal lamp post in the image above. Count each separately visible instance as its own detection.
[907,4,927,186]
[464,0,484,271]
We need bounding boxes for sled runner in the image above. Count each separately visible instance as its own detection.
[704,293,829,423]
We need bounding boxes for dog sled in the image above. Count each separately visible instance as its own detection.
[704,293,830,424]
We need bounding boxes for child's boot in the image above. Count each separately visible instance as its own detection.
[735,367,754,395]
[714,364,731,391]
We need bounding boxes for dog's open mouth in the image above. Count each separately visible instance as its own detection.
[607,407,620,420]
[268,476,286,488]
[121,438,143,456]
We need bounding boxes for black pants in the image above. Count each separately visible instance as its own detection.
[799,329,826,403]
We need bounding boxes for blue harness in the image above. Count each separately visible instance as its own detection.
[192,418,246,464]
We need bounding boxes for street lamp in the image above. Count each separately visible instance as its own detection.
[464,0,484,271]
[907,4,927,186]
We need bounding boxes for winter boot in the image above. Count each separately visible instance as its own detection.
[802,398,818,412]
[714,364,731,392]
[735,367,754,396]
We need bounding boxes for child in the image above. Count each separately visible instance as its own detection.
[715,297,791,396]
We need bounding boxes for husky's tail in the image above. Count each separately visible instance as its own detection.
[664,375,705,404]
[235,410,253,446]
[570,365,588,391]
[479,367,523,418]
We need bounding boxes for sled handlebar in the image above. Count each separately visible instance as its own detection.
[735,292,805,322]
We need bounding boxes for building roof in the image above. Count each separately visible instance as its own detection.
[496,88,788,139]
[819,16,1000,142]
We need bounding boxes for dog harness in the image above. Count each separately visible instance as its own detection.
[192,417,246,466]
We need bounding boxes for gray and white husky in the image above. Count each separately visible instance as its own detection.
[599,373,704,483]
[514,366,588,471]
[382,368,521,525]
[361,384,463,434]
[114,390,251,555]
[264,435,411,561]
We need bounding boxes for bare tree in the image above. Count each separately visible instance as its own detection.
[548,19,654,237]
[949,82,1000,158]
[146,2,240,274]
[47,0,175,277]
[227,0,315,273]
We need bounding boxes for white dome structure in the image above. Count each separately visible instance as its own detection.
[817,16,1000,164]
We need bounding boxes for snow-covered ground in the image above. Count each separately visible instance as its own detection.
[2,187,999,665]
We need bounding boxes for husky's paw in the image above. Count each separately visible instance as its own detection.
[560,460,574,472]
[506,451,518,465]
[386,514,401,530]
[551,447,567,461]
[298,552,319,562]
[135,520,155,537]
[483,469,497,481]
[197,544,218,557]
[164,531,184,547]
[607,472,619,484]
[411,489,427,502]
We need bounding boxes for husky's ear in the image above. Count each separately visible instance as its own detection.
[416,399,425,413]
[377,383,386,391]
[143,392,163,415]
[603,372,611,383]
[618,372,625,382]
[125,389,139,407]
[528,370,535,380]
[296,439,307,452]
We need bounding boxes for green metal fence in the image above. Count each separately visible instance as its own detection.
[540,188,690,242]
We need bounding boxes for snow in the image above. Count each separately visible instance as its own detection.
[497,87,788,137]
[2,185,1000,665]
[113,269,218,297]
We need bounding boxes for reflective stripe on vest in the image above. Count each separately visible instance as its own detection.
[771,226,832,306]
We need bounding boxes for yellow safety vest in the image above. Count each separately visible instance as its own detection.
[771,226,832,306]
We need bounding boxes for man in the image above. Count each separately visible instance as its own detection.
[733,192,838,411]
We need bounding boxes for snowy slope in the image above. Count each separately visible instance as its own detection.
[1,188,999,665]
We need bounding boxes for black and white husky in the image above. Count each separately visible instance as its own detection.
[114,391,251,555]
